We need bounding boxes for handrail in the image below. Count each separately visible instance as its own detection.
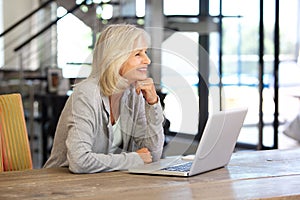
[0,0,56,37]
[14,2,84,52]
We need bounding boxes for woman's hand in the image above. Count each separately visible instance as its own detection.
[136,147,152,164]
[135,78,158,105]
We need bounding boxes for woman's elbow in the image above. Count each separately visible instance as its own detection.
[68,162,90,174]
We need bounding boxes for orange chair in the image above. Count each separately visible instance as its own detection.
[0,93,32,171]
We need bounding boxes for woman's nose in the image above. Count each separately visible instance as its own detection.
[144,54,151,64]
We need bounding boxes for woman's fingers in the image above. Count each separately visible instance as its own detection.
[135,78,158,104]
[136,148,152,164]
[136,147,149,153]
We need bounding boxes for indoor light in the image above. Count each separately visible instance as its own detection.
[136,0,145,17]
[101,4,113,19]
[76,0,84,5]
[80,5,89,13]
[57,6,67,18]
[93,0,102,3]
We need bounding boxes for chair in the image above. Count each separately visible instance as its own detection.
[0,93,32,171]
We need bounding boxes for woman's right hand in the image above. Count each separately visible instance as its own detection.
[136,147,152,164]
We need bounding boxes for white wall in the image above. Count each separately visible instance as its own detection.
[0,0,3,67]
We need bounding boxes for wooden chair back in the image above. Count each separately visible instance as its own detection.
[0,93,32,171]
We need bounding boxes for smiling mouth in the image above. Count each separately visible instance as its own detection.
[137,67,147,72]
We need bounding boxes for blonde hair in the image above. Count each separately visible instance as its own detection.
[90,24,150,96]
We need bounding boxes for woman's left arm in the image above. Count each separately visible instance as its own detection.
[132,95,165,162]
[143,100,165,161]
[132,79,165,161]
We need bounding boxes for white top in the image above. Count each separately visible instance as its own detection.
[110,118,122,153]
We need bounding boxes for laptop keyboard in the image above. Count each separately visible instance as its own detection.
[161,162,193,172]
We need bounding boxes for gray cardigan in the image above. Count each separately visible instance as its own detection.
[43,77,165,173]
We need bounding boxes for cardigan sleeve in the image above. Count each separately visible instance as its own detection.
[130,93,165,162]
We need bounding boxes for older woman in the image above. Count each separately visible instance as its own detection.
[44,24,165,173]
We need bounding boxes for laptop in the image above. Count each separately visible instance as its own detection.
[128,107,248,177]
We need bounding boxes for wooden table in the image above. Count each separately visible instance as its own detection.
[1,148,300,200]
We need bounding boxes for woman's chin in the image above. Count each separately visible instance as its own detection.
[125,74,148,83]
[134,75,148,81]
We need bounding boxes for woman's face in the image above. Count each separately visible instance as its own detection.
[119,39,151,83]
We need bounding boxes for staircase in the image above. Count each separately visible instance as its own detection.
[0,0,137,74]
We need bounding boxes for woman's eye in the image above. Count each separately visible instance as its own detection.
[135,49,147,56]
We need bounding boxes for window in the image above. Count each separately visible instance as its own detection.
[161,32,199,135]
[163,0,199,16]
[208,0,300,147]
[57,7,93,78]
